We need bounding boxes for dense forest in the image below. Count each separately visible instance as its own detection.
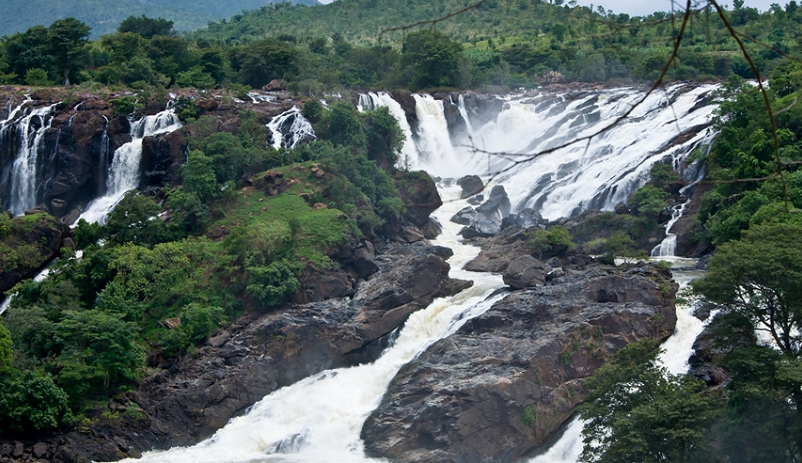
[2,0,802,94]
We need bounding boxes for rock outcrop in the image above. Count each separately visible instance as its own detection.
[0,211,74,297]
[361,262,677,463]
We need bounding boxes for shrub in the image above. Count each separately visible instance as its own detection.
[109,95,141,116]
[0,373,74,433]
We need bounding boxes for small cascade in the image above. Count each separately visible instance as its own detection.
[359,92,421,170]
[98,116,111,196]
[412,94,463,177]
[651,145,713,258]
[457,94,476,140]
[267,106,316,150]
[9,103,59,216]
[78,109,182,225]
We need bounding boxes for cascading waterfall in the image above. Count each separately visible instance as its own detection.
[411,84,718,220]
[357,92,420,170]
[117,184,507,463]
[267,106,316,150]
[78,109,182,224]
[98,116,111,196]
[8,103,59,216]
[411,94,464,177]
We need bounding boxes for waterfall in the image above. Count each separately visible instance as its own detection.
[411,84,718,220]
[117,183,507,463]
[8,104,59,216]
[78,109,182,225]
[412,94,463,177]
[98,116,111,196]
[358,92,421,170]
[267,106,316,150]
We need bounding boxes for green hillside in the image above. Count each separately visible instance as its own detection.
[0,0,319,38]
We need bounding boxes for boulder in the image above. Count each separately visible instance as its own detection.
[398,225,424,243]
[421,217,442,240]
[394,171,442,228]
[502,256,550,289]
[466,194,484,205]
[501,208,545,231]
[464,226,533,273]
[458,218,500,238]
[352,243,380,278]
[457,175,484,198]
[450,206,478,225]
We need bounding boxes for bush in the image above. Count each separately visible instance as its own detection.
[530,225,574,258]
[109,95,141,116]
[24,68,50,86]
[0,373,74,433]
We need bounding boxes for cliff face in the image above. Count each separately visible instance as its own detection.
[361,261,677,463]
[0,87,295,222]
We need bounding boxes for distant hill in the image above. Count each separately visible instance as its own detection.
[0,0,320,38]
[191,0,606,45]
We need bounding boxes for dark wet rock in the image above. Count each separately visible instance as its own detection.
[361,263,678,463]
[673,183,713,257]
[398,225,425,243]
[464,226,532,273]
[501,208,545,231]
[421,217,442,240]
[450,206,478,225]
[459,218,500,238]
[688,316,732,387]
[475,185,511,221]
[351,242,380,278]
[695,254,712,270]
[394,171,443,228]
[503,255,550,289]
[457,175,484,198]
[466,194,484,205]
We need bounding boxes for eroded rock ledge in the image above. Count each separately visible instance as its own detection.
[361,261,677,463]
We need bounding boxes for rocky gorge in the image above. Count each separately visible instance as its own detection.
[0,83,713,463]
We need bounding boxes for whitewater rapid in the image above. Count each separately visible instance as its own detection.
[117,184,506,463]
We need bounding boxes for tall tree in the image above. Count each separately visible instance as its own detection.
[48,18,90,85]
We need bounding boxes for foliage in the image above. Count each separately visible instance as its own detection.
[0,373,74,433]
[692,223,802,358]
[400,31,463,90]
[529,225,574,259]
[109,95,142,116]
[579,340,719,463]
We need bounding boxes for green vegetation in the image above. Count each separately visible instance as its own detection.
[3,1,802,93]
[580,62,802,463]
[0,94,406,436]
[529,225,574,259]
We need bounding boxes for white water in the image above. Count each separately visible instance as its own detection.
[410,85,718,220]
[119,184,506,463]
[8,104,59,216]
[78,109,182,225]
[267,106,316,150]
[357,92,419,171]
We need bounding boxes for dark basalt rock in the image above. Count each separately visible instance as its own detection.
[463,226,533,273]
[458,218,500,238]
[361,263,678,463]
[450,206,478,225]
[457,175,484,198]
[421,217,442,240]
[501,208,545,230]
[502,255,550,289]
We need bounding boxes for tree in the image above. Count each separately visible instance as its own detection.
[118,15,174,39]
[693,222,802,453]
[400,30,463,90]
[48,18,90,85]
[233,38,298,88]
[0,373,73,433]
[692,222,802,359]
[579,340,719,463]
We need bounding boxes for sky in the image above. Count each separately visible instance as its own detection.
[317,0,779,17]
